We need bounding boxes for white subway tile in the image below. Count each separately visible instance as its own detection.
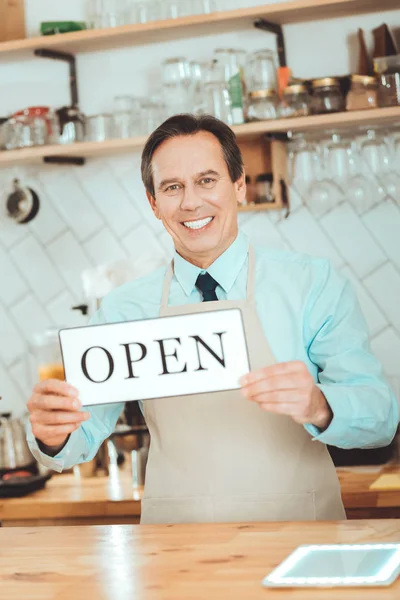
[28,187,67,245]
[278,206,344,267]
[0,245,28,306]
[47,232,92,299]
[79,164,141,237]
[320,203,386,278]
[364,263,400,333]
[10,294,52,342]
[371,328,400,377]
[83,228,127,265]
[9,358,33,402]
[240,213,288,250]
[0,222,26,248]
[362,200,400,270]
[122,223,167,261]
[118,169,159,228]
[340,265,387,338]
[0,303,26,366]
[0,362,26,416]
[47,290,89,329]
[10,235,64,303]
[42,172,103,241]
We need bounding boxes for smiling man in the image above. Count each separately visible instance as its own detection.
[27,114,398,524]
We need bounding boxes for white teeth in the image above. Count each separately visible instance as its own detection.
[183,217,213,230]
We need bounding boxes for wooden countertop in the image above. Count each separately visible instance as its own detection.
[0,465,142,525]
[1,464,400,525]
[1,520,400,599]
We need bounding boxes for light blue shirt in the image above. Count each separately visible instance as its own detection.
[27,231,399,472]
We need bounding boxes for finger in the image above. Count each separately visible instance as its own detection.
[241,373,305,398]
[30,394,81,412]
[31,410,90,426]
[240,361,305,386]
[33,379,78,397]
[245,389,301,405]
[32,422,82,440]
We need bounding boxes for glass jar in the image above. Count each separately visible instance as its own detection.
[32,328,65,382]
[281,84,310,118]
[378,73,400,107]
[245,49,277,92]
[247,89,279,121]
[310,77,345,114]
[255,173,274,204]
[346,75,378,111]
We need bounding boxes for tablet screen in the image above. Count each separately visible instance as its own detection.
[263,544,400,588]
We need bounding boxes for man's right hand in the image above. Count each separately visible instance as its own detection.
[27,379,90,450]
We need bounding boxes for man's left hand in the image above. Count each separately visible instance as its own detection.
[240,361,333,431]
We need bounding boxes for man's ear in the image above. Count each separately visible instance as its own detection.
[146,190,161,220]
[235,171,246,205]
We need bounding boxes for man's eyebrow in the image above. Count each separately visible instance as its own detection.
[157,170,220,190]
[195,170,220,179]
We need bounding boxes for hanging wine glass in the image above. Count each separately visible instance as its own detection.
[306,136,344,218]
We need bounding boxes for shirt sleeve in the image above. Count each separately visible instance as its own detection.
[303,261,399,449]
[26,307,125,472]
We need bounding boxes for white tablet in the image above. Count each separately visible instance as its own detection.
[262,544,400,588]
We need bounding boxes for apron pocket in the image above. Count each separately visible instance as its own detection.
[212,492,316,522]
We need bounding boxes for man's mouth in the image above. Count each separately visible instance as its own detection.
[182,217,214,230]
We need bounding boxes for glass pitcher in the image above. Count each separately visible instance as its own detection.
[31,328,65,382]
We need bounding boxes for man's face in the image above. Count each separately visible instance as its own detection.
[147,131,246,267]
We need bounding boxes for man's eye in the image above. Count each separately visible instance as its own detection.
[200,178,215,185]
[165,184,180,192]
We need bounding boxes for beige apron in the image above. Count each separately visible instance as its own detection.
[141,247,345,524]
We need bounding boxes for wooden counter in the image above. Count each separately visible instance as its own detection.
[1,520,400,599]
[0,465,142,527]
[1,464,399,527]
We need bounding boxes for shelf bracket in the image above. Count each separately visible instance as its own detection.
[34,48,78,105]
[253,19,287,68]
[43,156,86,166]
[34,49,85,165]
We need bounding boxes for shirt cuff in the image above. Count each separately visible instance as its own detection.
[26,422,80,473]
[303,384,349,446]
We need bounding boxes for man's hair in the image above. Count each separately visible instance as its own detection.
[141,113,244,197]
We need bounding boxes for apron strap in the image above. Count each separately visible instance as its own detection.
[160,244,257,311]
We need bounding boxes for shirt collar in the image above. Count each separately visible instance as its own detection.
[173,230,249,297]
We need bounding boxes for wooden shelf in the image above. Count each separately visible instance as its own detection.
[1,107,399,167]
[238,203,282,212]
[0,0,399,60]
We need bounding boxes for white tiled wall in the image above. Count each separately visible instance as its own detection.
[0,1,399,414]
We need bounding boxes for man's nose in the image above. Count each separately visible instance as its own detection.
[180,184,202,211]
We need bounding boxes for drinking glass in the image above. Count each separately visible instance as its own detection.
[307,139,344,218]
[192,0,219,13]
[125,0,162,24]
[86,0,126,28]
[359,128,400,202]
[161,0,194,19]
[287,133,316,200]
[204,80,233,124]
[86,114,114,141]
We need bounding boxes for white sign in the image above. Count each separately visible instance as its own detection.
[59,308,250,407]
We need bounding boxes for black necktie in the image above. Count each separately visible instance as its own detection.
[196,272,219,302]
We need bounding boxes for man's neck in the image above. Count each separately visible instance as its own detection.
[177,233,238,270]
